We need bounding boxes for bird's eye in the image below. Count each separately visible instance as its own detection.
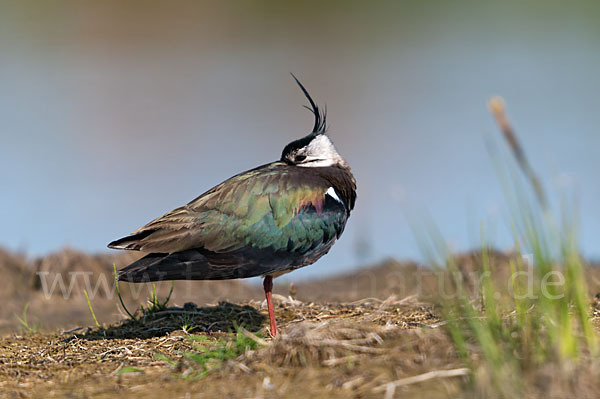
[295,155,307,162]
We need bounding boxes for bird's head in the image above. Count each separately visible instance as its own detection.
[281,75,347,168]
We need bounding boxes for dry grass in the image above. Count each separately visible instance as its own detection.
[0,296,450,399]
[1,248,600,398]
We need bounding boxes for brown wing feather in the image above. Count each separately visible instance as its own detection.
[108,162,287,253]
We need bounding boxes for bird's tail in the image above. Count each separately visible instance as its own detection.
[117,251,214,282]
[117,249,270,282]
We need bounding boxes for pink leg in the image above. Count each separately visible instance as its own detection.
[263,276,278,337]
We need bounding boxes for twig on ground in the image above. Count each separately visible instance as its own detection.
[238,326,269,346]
[373,367,470,392]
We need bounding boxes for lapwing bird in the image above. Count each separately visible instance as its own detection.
[108,76,356,337]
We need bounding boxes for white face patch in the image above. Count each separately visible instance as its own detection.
[326,186,343,204]
[296,135,346,168]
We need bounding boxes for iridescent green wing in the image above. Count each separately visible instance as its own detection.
[115,162,345,255]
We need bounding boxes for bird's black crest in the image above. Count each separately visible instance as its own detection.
[291,73,327,134]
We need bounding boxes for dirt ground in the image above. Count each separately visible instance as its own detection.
[1,248,600,398]
[0,298,450,399]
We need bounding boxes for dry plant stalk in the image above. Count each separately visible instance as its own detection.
[488,96,548,210]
